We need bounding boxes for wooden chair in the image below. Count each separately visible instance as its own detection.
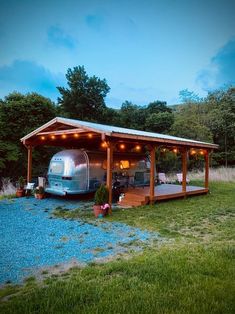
[176,173,190,184]
[158,173,169,184]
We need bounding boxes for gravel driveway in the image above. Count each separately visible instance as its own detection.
[0,197,159,284]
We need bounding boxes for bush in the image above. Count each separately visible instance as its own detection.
[94,184,109,205]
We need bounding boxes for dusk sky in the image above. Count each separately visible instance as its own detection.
[0,0,235,108]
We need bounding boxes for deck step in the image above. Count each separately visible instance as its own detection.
[118,191,149,207]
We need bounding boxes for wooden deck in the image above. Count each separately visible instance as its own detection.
[118,184,208,207]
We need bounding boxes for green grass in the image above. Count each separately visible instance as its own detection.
[107,181,235,243]
[0,181,234,314]
[0,194,16,200]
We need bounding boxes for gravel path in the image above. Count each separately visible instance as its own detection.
[0,197,159,284]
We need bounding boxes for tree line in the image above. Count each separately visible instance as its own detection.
[0,66,234,181]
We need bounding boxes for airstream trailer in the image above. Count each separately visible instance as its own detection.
[45,149,150,196]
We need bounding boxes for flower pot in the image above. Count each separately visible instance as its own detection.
[102,204,110,216]
[16,189,25,198]
[35,193,44,199]
[93,205,104,218]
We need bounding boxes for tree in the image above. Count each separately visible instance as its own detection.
[170,100,213,143]
[146,100,172,114]
[0,92,56,179]
[118,101,147,130]
[205,88,235,167]
[170,115,213,142]
[101,107,121,126]
[179,89,201,103]
[145,112,174,133]
[57,66,110,121]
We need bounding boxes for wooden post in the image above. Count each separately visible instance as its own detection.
[182,148,187,194]
[204,151,209,189]
[150,145,156,205]
[106,141,114,212]
[27,146,33,183]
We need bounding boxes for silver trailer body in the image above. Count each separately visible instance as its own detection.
[45,149,149,196]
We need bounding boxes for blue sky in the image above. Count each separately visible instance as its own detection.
[0,0,234,108]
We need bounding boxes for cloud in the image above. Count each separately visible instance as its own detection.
[47,25,77,49]
[85,14,104,30]
[197,38,235,91]
[0,60,65,101]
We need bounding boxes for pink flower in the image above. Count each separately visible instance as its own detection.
[101,203,110,210]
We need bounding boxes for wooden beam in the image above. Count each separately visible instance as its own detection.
[205,151,209,189]
[27,146,33,183]
[106,141,114,212]
[182,148,187,193]
[110,133,218,150]
[37,128,88,136]
[149,145,156,204]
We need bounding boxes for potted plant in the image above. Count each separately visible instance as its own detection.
[93,184,110,218]
[16,176,25,197]
[34,186,45,199]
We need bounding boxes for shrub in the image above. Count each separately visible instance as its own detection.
[94,184,109,205]
[18,176,25,189]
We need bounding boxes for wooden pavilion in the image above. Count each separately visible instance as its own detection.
[21,117,218,207]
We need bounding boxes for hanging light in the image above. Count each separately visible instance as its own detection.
[199,150,205,155]
[135,145,141,151]
[101,141,107,148]
[51,135,55,140]
[40,136,45,140]
[173,148,178,154]
[74,133,79,138]
[62,134,67,139]
[120,144,125,150]
[190,149,197,155]
[88,133,93,138]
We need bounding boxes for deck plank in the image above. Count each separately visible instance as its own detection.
[118,184,208,207]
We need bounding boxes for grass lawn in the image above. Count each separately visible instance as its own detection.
[0,181,234,314]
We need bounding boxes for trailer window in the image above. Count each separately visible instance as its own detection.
[49,161,64,174]
[120,160,130,169]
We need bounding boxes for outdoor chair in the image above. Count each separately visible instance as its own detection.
[158,172,170,184]
[176,173,190,184]
[25,182,35,196]
[38,177,46,188]
[134,172,145,188]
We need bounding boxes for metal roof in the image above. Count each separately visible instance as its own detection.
[21,117,218,149]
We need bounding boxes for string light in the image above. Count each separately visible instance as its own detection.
[101,142,107,148]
